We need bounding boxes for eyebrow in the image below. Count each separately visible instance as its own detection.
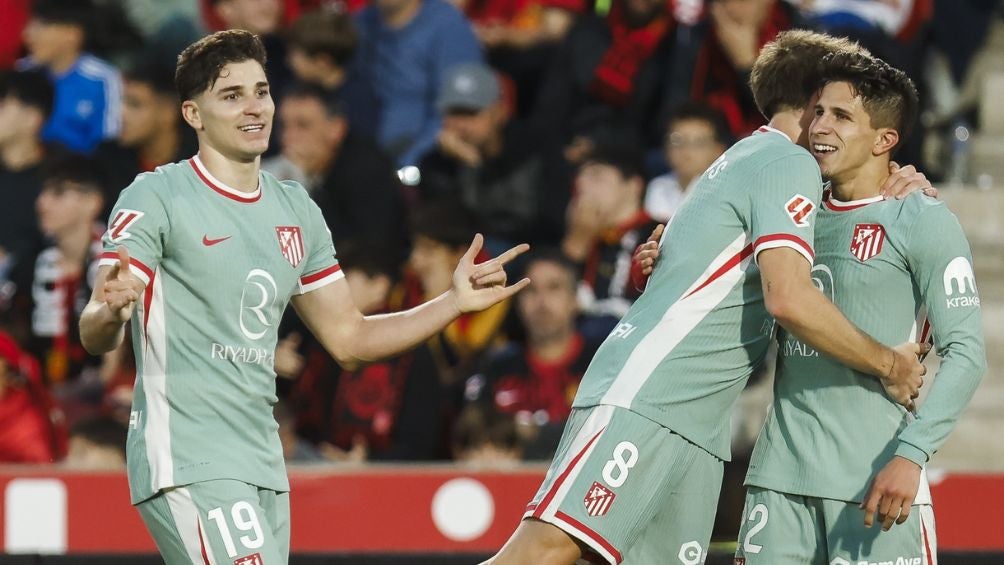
[215,82,270,95]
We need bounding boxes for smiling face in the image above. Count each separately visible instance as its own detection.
[182,59,273,162]
[809,81,889,183]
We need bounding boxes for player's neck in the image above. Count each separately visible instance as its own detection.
[765,110,803,144]
[830,158,889,202]
[196,146,261,193]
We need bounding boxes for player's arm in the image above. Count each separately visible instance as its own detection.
[862,204,987,531]
[292,234,529,371]
[749,153,924,404]
[759,248,926,405]
[80,247,147,354]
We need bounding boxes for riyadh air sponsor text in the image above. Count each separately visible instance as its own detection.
[211,343,274,366]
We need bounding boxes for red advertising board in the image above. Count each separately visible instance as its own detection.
[0,466,1000,553]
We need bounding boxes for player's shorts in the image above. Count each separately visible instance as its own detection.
[734,486,937,565]
[523,404,723,565]
[136,479,290,565]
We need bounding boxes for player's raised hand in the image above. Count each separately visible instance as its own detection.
[103,246,143,322]
[881,162,937,200]
[452,233,530,313]
[880,341,931,410]
[630,224,665,292]
[861,456,922,530]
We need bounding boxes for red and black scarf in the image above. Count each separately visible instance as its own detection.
[590,0,675,107]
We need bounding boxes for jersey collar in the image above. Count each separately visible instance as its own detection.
[825,193,885,212]
[190,155,262,204]
[755,125,793,143]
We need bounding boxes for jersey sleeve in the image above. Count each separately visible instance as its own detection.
[895,204,987,465]
[748,153,821,266]
[296,189,343,295]
[97,174,171,286]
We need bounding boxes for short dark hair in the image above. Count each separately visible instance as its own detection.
[175,29,268,102]
[817,52,920,148]
[0,69,55,119]
[521,248,578,290]
[750,30,868,118]
[288,8,358,67]
[410,200,476,249]
[31,0,92,27]
[581,143,645,181]
[69,416,127,453]
[281,82,345,118]
[334,240,402,282]
[42,152,104,195]
[124,64,178,101]
[668,102,733,146]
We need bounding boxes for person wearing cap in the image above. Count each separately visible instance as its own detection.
[419,62,572,251]
[17,0,122,154]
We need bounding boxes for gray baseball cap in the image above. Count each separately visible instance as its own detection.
[437,63,501,113]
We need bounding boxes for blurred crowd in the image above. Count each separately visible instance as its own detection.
[0,0,1001,477]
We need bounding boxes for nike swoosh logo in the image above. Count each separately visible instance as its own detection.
[202,235,232,246]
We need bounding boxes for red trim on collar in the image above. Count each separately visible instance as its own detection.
[188,159,262,203]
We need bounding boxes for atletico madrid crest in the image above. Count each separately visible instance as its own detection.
[850,223,885,262]
[583,481,616,517]
[276,226,305,268]
[234,553,264,565]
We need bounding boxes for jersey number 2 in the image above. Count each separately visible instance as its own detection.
[207,501,265,557]
[742,503,769,554]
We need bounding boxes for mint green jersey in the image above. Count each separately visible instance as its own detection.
[572,127,822,461]
[746,192,986,503]
[99,156,343,504]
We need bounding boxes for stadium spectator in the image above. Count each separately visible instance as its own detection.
[452,403,523,465]
[18,0,122,154]
[561,143,659,338]
[456,0,582,116]
[463,249,598,459]
[64,415,127,469]
[406,201,512,386]
[0,70,53,326]
[95,65,198,204]
[644,102,731,222]
[286,8,379,134]
[263,82,408,252]
[418,63,572,250]
[688,0,798,138]
[351,0,483,166]
[531,0,680,155]
[29,154,106,394]
[284,241,450,460]
[0,330,66,463]
[209,0,294,105]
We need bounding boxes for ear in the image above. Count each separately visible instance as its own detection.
[181,100,203,131]
[872,128,899,157]
[327,115,348,145]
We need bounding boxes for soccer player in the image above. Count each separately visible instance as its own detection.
[482,30,926,565]
[734,53,986,564]
[78,30,528,564]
